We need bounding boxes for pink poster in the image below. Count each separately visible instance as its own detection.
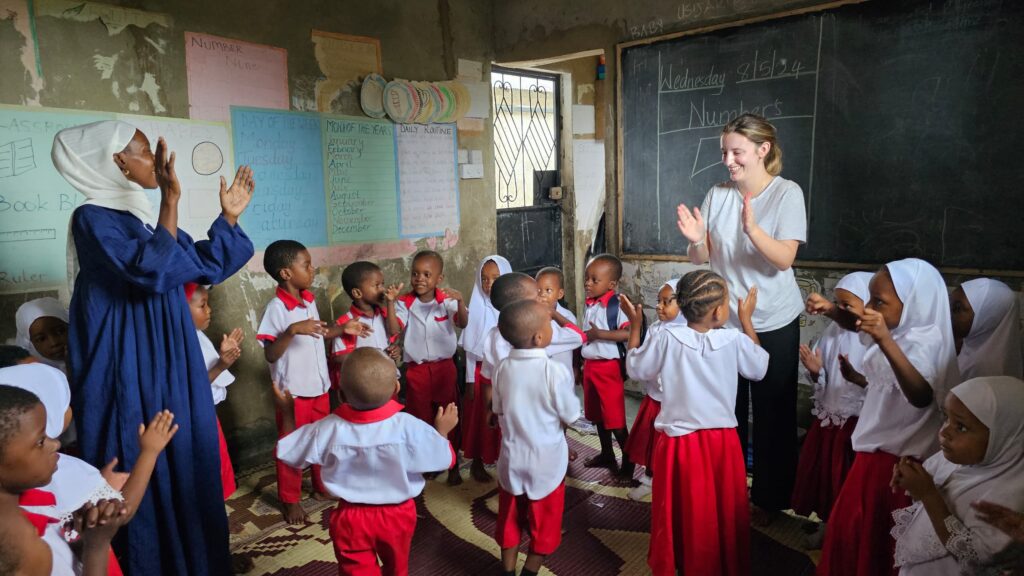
[185,32,289,122]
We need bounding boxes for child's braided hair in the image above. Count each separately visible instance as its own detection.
[675,270,728,323]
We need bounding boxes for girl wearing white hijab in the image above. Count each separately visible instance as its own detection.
[891,376,1024,575]
[818,258,961,576]
[14,297,69,373]
[52,120,255,576]
[951,278,1023,380]
[792,272,872,538]
[624,278,686,501]
[459,254,512,482]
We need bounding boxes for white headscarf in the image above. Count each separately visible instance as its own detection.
[52,120,156,297]
[862,258,961,404]
[893,376,1024,568]
[459,255,513,381]
[958,279,1023,380]
[14,297,69,372]
[0,363,70,439]
[661,278,687,326]
[811,272,872,426]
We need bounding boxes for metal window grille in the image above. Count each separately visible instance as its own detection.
[491,67,559,209]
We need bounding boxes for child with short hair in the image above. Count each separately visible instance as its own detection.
[950,278,1022,380]
[793,272,872,545]
[274,347,458,576]
[535,266,580,376]
[891,376,1024,575]
[390,250,467,486]
[492,299,581,576]
[581,253,634,479]
[817,258,960,576]
[258,239,369,524]
[331,261,404,386]
[623,270,767,576]
[460,255,512,482]
[623,278,684,501]
[185,282,243,500]
[0,345,33,368]
[15,297,69,373]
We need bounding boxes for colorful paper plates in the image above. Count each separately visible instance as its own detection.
[359,73,387,119]
[384,80,421,123]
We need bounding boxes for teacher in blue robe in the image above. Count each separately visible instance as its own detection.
[53,120,255,576]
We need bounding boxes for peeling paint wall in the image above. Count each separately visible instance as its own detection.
[0,0,495,469]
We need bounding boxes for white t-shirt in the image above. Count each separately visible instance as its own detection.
[197,330,235,405]
[256,287,331,398]
[626,324,769,437]
[276,400,454,504]
[394,291,460,364]
[492,348,581,500]
[701,177,806,332]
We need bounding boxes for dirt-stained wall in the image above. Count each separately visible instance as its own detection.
[0,0,495,468]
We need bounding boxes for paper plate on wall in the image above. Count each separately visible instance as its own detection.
[360,73,387,119]
[413,83,436,124]
[384,80,420,123]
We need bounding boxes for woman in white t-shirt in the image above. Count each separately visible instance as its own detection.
[676,113,806,524]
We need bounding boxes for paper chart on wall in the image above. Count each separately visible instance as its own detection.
[323,117,399,243]
[396,123,459,237]
[185,32,290,123]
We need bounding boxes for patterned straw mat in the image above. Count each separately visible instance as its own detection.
[227,430,818,575]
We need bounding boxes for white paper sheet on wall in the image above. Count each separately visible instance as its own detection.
[572,105,595,135]
[573,139,605,235]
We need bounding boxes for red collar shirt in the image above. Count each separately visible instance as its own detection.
[581,290,630,360]
[257,287,331,397]
[394,291,460,364]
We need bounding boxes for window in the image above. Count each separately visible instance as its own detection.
[491,68,559,209]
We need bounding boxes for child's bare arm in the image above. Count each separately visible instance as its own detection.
[77,500,130,576]
[120,411,178,521]
[854,308,932,407]
[272,382,297,435]
[444,287,469,329]
[738,286,760,346]
[209,329,243,382]
[384,283,404,337]
[434,402,458,436]
[585,327,630,343]
[618,294,645,351]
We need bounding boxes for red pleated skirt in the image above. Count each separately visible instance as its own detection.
[791,416,858,521]
[816,450,912,576]
[624,396,661,470]
[648,429,750,576]
[460,365,500,464]
[217,416,237,500]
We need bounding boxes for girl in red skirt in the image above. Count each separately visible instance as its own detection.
[817,258,960,576]
[621,270,769,576]
[185,283,242,500]
[624,278,684,501]
[793,272,872,546]
[458,255,512,482]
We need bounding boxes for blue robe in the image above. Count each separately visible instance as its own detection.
[68,205,253,576]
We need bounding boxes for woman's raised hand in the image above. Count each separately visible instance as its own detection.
[220,165,255,226]
[676,203,705,243]
[741,191,757,235]
[154,137,181,204]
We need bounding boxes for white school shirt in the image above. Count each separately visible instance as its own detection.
[395,290,460,364]
[331,305,399,357]
[276,400,454,504]
[256,287,331,398]
[197,330,235,405]
[581,291,631,360]
[851,339,943,458]
[492,348,581,499]
[701,177,806,332]
[627,324,769,437]
[627,319,686,402]
[479,319,585,381]
[551,304,580,374]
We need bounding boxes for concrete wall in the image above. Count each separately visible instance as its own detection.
[0,0,495,468]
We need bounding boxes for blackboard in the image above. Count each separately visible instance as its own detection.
[497,205,563,275]
[618,0,1024,270]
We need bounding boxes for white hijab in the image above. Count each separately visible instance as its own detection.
[958,279,1023,380]
[52,120,156,298]
[0,363,70,438]
[14,298,69,373]
[893,376,1024,568]
[811,272,872,426]
[459,254,513,363]
[862,258,961,404]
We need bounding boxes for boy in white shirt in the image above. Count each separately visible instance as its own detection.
[330,261,404,389]
[535,266,582,377]
[492,300,581,576]
[390,250,468,486]
[275,347,458,576]
[257,240,368,524]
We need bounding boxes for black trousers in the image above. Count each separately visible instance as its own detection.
[736,316,800,512]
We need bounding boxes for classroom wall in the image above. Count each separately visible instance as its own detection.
[0,0,496,469]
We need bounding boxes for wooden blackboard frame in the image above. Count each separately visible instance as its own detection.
[614,0,1024,277]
